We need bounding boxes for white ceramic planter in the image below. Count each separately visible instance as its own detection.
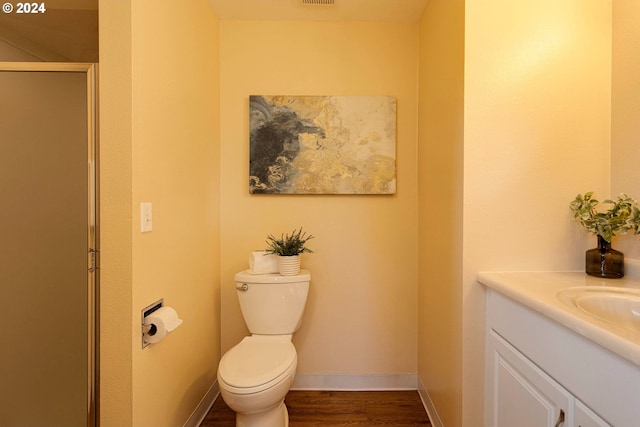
[278,255,301,276]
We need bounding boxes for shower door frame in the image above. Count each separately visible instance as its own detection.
[0,62,98,427]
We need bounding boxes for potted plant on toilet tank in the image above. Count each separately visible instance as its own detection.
[265,228,314,276]
[570,192,640,278]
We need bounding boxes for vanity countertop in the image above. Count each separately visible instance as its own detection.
[478,270,640,367]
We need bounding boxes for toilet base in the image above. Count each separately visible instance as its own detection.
[235,401,288,427]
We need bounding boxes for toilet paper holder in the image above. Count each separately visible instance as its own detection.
[141,298,163,348]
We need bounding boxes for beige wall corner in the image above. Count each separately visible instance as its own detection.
[98,0,134,425]
[100,0,221,426]
[612,0,640,259]
[418,1,465,426]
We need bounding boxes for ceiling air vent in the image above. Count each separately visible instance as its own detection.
[302,0,336,5]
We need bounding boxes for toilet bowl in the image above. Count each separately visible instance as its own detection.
[217,270,310,427]
[218,336,297,427]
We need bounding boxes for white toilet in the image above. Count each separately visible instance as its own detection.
[217,269,311,427]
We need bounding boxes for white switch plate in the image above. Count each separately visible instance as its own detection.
[141,202,152,232]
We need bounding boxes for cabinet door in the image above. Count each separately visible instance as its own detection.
[574,400,610,427]
[487,330,572,427]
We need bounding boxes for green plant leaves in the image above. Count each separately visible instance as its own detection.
[569,192,640,242]
[265,228,314,256]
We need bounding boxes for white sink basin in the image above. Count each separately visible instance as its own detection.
[557,287,640,334]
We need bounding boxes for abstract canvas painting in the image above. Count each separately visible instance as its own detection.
[249,95,396,194]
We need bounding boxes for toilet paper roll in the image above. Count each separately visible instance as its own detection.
[143,306,183,345]
[248,250,278,274]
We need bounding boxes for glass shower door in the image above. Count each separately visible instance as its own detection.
[0,64,96,427]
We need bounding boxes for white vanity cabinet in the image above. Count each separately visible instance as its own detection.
[483,283,640,427]
[487,329,609,427]
[487,329,572,427]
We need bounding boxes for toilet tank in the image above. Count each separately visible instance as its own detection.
[234,270,311,335]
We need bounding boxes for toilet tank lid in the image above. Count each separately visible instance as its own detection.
[235,269,310,283]
[218,336,296,389]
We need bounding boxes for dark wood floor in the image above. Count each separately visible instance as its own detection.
[200,390,432,426]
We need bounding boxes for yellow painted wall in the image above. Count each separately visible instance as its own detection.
[417,0,464,426]
[100,0,221,426]
[463,1,611,425]
[612,0,640,259]
[219,21,419,377]
[98,0,134,425]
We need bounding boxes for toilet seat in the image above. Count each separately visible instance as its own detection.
[218,336,297,394]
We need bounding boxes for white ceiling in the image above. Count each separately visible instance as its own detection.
[208,0,429,22]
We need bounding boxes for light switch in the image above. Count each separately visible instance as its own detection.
[141,202,152,232]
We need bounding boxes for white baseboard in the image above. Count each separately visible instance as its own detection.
[417,376,444,427]
[183,380,220,427]
[291,373,417,391]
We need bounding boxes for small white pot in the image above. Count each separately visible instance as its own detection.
[278,255,301,276]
